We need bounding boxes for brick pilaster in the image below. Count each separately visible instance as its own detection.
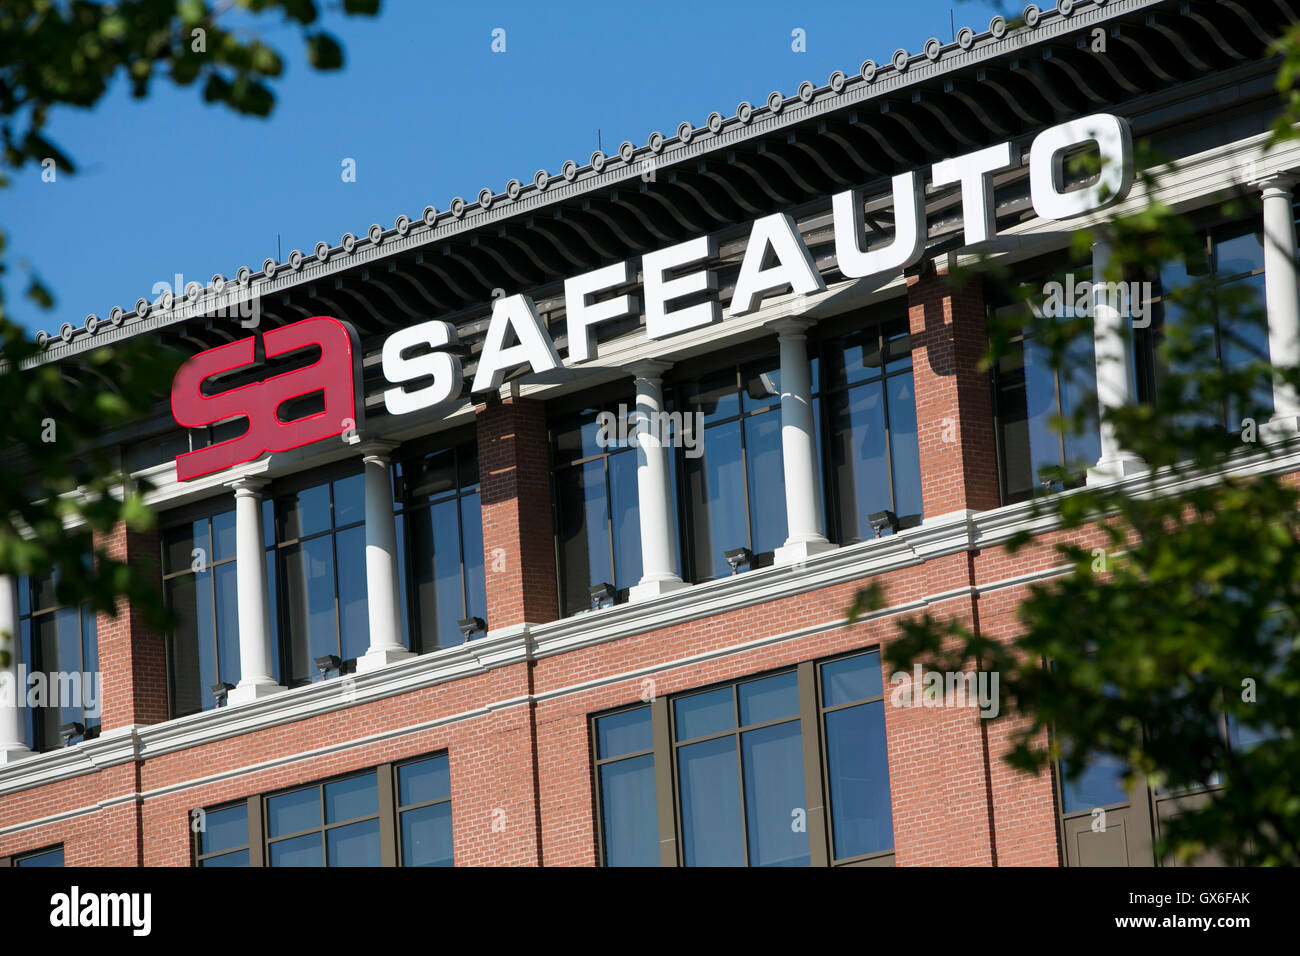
[476,398,559,630]
[94,522,168,729]
[907,260,1001,516]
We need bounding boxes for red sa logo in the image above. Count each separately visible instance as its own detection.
[171,316,363,481]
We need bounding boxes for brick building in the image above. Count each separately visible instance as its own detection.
[1,0,1296,867]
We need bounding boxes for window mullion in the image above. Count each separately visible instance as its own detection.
[208,530,220,706]
[378,762,398,867]
[329,494,344,663]
[1052,362,1068,476]
[604,453,616,590]
[247,795,265,868]
[319,785,328,865]
[650,696,678,867]
[797,660,829,867]
[731,684,751,867]
[737,399,755,554]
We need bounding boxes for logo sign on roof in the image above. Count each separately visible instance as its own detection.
[171,316,362,481]
[170,113,1132,480]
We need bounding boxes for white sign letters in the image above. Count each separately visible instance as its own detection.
[378,112,1134,411]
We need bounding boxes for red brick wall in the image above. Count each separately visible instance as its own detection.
[907,260,1001,516]
[476,398,559,629]
[94,522,168,730]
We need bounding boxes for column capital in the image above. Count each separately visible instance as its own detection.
[357,439,400,464]
[1254,171,1299,197]
[628,359,671,384]
[766,315,815,337]
[224,476,269,497]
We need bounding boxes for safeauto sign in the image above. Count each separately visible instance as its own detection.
[170,113,1133,481]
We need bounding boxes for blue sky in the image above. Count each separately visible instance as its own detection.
[4,0,1006,334]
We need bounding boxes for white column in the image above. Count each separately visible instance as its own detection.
[1259,173,1300,436]
[628,360,687,603]
[356,441,411,673]
[1088,234,1146,484]
[225,477,285,705]
[770,317,835,564]
[0,574,32,762]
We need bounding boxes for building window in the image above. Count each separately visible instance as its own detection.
[819,651,894,862]
[16,565,99,750]
[1152,220,1273,432]
[2,845,64,867]
[191,754,453,867]
[993,219,1280,504]
[162,510,243,715]
[676,356,785,580]
[271,471,368,684]
[819,319,922,541]
[993,319,1102,503]
[591,650,894,867]
[195,803,250,867]
[675,670,809,866]
[990,263,1107,503]
[551,400,644,614]
[266,771,382,867]
[396,754,453,867]
[395,444,486,650]
[593,706,659,867]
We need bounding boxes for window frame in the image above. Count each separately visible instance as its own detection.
[192,799,255,868]
[190,753,453,868]
[394,436,485,652]
[267,463,369,683]
[1,844,65,867]
[16,563,100,750]
[1147,216,1274,433]
[549,392,643,614]
[816,649,896,866]
[159,504,241,718]
[590,701,662,868]
[393,753,455,867]
[668,667,807,867]
[985,256,1116,505]
[263,768,387,867]
[591,650,896,868]
[812,313,922,543]
[668,346,786,582]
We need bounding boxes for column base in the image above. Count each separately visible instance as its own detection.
[354,647,414,674]
[226,680,288,707]
[1261,415,1300,442]
[1086,455,1147,486]
[773,536,836,566]
[629,575,688,603]
[0,744,33,764]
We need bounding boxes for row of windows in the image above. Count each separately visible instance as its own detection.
[186,653,889,868]
[195,754,452,867]
[994,218,1277,502]
[160,444,487,717]
[553,320,922,614]
[184,659,1267,868]
[594,650,893,867]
